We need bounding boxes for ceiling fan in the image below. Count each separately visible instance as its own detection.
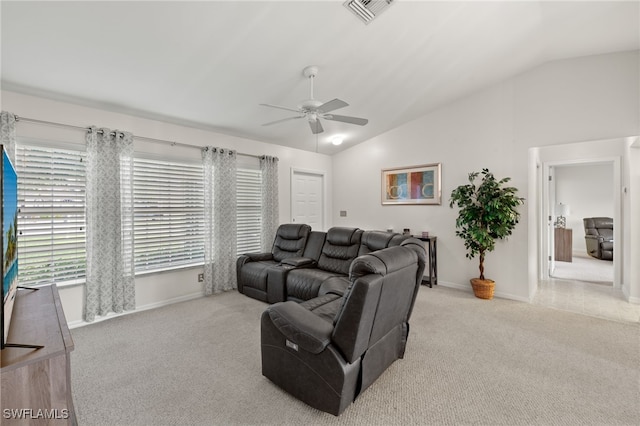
[260,65,368,135]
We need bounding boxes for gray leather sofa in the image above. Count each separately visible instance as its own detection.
[237,225,417,304]
[237,224,426,415]
[583,217,613,260]
[261,239,426,415]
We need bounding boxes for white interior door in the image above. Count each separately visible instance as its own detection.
[291,169,324,230]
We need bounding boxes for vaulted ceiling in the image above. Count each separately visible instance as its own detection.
[2,1,638,154]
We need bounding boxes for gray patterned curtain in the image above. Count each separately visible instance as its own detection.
[202,147,237,295]
[84,127,135,322]
[0,111,17,163]
[260,155,279,252]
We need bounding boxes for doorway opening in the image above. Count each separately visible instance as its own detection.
[531,140,638,322]
[548,162,614,285]
[541,157,620,287]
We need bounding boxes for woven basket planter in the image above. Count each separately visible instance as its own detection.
[470,278,495,300]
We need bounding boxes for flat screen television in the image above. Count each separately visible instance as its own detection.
[1,145,19,350]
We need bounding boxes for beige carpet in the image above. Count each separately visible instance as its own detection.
[70,286,640,425]
[551,252,613,284]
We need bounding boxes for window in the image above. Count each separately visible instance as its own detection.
[16,144,87,286]
[16,144,265,283]
[133,157,204,272]
[237,168,262,254]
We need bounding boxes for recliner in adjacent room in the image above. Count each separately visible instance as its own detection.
[236,223,311,302]
[583,217,613,260]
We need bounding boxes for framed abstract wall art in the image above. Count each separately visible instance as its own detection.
[381,163,442,205]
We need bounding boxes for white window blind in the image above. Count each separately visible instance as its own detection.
[16,144,87,286]
[237,168,262,255]
[133,157,204,272]
[16,143,266,283]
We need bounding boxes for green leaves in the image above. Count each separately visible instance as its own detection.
[450,169,525,279]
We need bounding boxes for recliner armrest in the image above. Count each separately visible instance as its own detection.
[267,302,333,354]
[241,252,274,262]
[280,257,317,267]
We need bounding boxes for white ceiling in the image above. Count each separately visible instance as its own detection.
[2,1,638,155]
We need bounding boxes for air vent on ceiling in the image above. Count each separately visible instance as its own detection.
[343,0,395,25]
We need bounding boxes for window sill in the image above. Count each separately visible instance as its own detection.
[30,278,86,290]
[135,263,204,278]
[28,264,206,290]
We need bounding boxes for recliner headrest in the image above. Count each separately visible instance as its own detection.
[592,217,613,229]
[277,223,311,240]
[389,234,409,247]
[350,246,418,280]
[400,238,427,253]
[360,231,395,252]
[326,227,362,246]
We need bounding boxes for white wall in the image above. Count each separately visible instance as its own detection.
[332,50,639,301]
[4,50,638,318]
[554,163,614,252]
[2,90,333,325]
[623,139,640,302]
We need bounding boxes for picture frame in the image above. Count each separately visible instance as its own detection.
[381,163,442,205]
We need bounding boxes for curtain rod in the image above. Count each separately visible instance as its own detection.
[14,115,262,159]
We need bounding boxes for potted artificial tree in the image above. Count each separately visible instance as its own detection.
[449,168,525,299]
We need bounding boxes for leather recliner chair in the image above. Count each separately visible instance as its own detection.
[583,217,613,260]
[236,223,311,302]
[284,227,363,303]
[260,240,426,415]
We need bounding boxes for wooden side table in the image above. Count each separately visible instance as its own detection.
[416,236,437,287]
[554,227,572,262]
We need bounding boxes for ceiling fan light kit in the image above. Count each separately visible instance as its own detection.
[260,65,368,137]
[331,136,344,146]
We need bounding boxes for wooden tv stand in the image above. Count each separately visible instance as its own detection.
[1,284,76,425]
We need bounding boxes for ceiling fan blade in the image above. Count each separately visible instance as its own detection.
[317,98,349,113]
[323,114,368,126]
[259,103,301,113]
[309,119,324,134]
[262,115,304,126]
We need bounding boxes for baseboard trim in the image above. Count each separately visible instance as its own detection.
[628,295,640,304]
[437,281,471,293]
[437,281,530,303]
[69,279,542,329]
[67,291,205,329]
